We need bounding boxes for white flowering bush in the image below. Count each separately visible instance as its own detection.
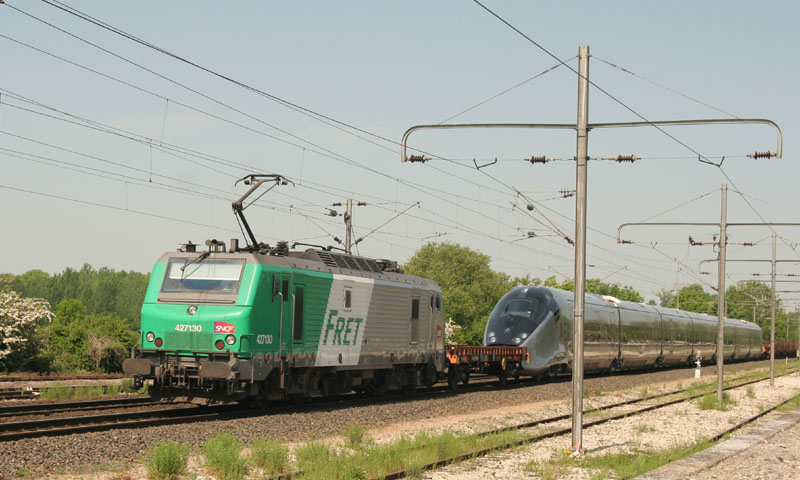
[444,317,461,344]
[0,291,53,367]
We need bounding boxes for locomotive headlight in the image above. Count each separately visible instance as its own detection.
[225,334,236,346]
[513,337,521,344]
[489,336,497,344]
[187,305,198,315]
[521,332,528,339]
[146,332,155,343]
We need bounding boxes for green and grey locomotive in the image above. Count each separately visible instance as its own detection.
[485,285,763,377]
[123,175,445,405]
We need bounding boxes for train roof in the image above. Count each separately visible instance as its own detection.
[515,285,760,330]
[157,249,441,290]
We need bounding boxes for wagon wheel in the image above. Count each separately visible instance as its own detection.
[498,357,508,385]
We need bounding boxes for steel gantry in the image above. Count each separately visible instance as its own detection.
[401,46,782,454]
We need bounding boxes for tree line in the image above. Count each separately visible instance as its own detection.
[0,265,148,373]
[1,244,794,373]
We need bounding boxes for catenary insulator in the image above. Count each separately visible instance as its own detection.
[747,151,776,159]
[612,155,640,163]
[527,156,551,164]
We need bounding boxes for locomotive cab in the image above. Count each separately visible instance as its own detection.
[484,286,566,375]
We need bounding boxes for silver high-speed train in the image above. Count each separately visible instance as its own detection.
[484,286,763,377]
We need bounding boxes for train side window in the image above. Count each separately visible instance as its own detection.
[344,288,352,310]
[410,298,420,343]
[293,287,304,341]
[282,279,289,302]
[430,296,434,310]
[436,296,441,310]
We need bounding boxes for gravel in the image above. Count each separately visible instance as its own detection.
[0,359,791,479]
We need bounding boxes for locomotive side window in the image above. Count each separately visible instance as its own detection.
[282,279,289,302]
[293,287,304,341]
[430,296,434,310]
[344,288,352,310]
[436,296,441,310]
[410,297,420,344]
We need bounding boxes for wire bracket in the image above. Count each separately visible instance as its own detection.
[473,157,497,170]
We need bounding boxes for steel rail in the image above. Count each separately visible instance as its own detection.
[0,397,156,418]
[373,369,797,480]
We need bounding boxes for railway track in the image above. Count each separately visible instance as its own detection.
[0,363,787,443]
[0,396,154,418]
[373,369,800,480]
[0,374,125,383]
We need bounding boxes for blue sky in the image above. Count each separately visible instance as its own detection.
[1,1,798,306]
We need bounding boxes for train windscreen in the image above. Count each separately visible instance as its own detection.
[485,288,557,346]
[161,258,245,294]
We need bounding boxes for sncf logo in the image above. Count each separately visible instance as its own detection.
[214,321,236,334]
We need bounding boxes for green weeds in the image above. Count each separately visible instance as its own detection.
[248,438,289,475]
[697,392,738,411]
[144,440,189,480]
[202,433,248,480]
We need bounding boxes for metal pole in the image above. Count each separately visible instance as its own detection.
[344,198,353,254]
[716,184,727,402]
[571,45,589,454]
[770,232,776,386]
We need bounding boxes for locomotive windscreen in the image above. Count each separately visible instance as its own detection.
[161,258,245,294]
[485,287,558,346]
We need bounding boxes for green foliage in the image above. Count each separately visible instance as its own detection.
[404,243,526,345]
[293,428,523,479]
[248,438,289,474]
[2,264,148,373]
[576,439,712,479]
[658,284,716,314]
[295,440,333,472]
[8,264,149,329]
[202,433,248,480]
[343,423,370,450]
[43,299,137,373]
[0,291,53,372]
[144,440,189,480]
[697,392,737,411]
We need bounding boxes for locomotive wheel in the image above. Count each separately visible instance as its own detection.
[498,367,507,385]
[461,367,470,386]
[402,384,417,396]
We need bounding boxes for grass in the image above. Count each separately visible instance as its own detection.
[291,428,523,479]
[697,392,738,411]
[342,423,370,450]
[776,394,800,412]
[746,386,756,398]
[636,424,657,434]
[202,433,248,480]
[144,440,189,480]
[38,379,147,401]
[525,439,714,480]
[248,438,289,474]
[640,387,649,400]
